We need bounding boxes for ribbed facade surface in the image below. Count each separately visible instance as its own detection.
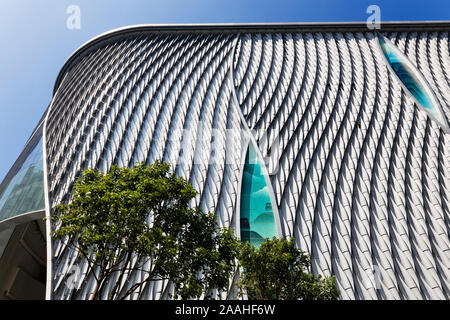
[8,23,449,300]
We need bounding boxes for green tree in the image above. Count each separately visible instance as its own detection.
[50,161,240,300]
[237,237,339,300]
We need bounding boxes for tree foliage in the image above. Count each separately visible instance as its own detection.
[237,237,339,300]
[51,161,240,300]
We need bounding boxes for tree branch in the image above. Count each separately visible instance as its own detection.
[118,270,169,300]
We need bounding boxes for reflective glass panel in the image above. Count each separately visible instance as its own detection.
[240,143,277,247]
[0,137,45,222]
[378,35,449,131]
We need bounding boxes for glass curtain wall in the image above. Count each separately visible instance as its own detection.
[0,131,45,222]
[240,143,277,247]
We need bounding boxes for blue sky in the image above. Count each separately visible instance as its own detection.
[0,0,449,181]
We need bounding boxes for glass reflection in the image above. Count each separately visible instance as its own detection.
[240,143,277,247]
[0,137,45,222]
[378,34,449,132]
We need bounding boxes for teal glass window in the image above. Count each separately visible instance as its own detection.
[378,34,449,132]
[0,136,45,222]
[240,143,277,247]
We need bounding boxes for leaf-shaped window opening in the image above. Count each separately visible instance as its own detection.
[239,143,277,247]
[378,34,450,133]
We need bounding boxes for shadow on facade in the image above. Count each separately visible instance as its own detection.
[0,219,46,300]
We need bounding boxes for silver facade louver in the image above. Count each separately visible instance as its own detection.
[1,22,449,300]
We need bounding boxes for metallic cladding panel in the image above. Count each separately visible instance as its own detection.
[232,31,449,300]
[43,28,449,300]
[46,33,244,299]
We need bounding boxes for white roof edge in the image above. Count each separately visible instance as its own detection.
[53,20,450,94]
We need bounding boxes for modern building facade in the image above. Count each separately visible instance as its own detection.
[0,22,449,300]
